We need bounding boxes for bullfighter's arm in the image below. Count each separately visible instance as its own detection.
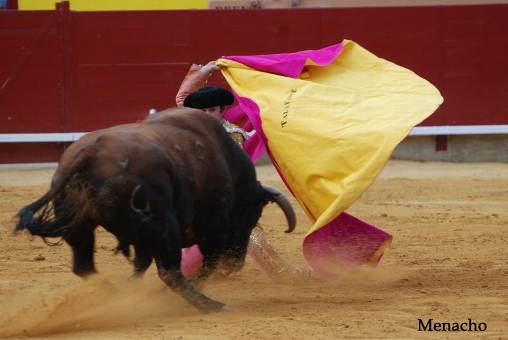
[175,62,219,107]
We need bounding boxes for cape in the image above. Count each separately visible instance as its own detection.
[218,40,443,279]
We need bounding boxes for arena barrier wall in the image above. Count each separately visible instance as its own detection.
[1,2,507,162]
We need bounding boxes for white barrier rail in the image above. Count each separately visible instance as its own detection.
[408,125,508,136]
[0,125,507,143]
[0,133,86,143]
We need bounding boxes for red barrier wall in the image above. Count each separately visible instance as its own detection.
[1,4,508,162]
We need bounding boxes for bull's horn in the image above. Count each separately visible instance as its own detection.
[262,185,296,233]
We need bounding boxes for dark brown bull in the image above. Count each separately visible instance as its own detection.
[15,107,296,313]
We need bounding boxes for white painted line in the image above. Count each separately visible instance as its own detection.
[0,125,507,143]
[409,125,508,136]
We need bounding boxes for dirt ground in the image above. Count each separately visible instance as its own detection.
[0,160,507,339]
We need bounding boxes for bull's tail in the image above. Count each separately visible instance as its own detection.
[15,193,80,239]
[15,136,97,239]
[15,175,88,240]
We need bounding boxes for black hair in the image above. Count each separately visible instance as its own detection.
[183,86,234,109]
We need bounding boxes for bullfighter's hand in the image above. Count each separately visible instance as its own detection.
[200,61,219,75]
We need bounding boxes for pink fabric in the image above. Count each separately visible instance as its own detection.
[225,42,344,78]
[181,245,203,278]
[303,213,392,281]
[223,94,267,162]
[242,132,265,163]
[223,104,253,131]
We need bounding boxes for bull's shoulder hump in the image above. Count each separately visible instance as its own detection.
[145,107,205,124]
[95,129,160,152]
[145,108,218,129]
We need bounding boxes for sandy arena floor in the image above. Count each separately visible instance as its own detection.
[0,160,507,339]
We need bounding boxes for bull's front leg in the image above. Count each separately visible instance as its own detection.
[154,219,228,313]
[154,254,228,313]
[129,242,153,278]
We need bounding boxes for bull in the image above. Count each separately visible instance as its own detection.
[15,107,296,313]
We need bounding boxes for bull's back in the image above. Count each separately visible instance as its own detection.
[52,124,146,186]
[54,107,257,210]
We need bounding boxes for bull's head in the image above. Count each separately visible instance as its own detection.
[218,184,296,276]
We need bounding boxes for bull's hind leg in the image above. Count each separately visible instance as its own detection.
[51,191,97,277]
[64,224,97,277]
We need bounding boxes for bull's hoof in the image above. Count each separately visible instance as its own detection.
[199,300,229,314]
[73,267,97,278]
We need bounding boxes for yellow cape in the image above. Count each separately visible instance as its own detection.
[219,40,443,236]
